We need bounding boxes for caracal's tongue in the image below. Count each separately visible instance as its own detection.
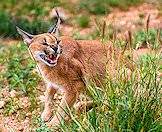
[49,54,56,60]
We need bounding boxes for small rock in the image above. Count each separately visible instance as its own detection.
[10,90,17,98]
[24,118,29,123]
[0,101,5,109]
[1,88,10,98]
[26,112,32,117]
[20,97,30,108]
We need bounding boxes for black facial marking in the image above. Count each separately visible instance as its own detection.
[57,40,61,44]
[43,43,48,46]
[50,45,58,53]
[42,38,49,46]
[44,49,48,55]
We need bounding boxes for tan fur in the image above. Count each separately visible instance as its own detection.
[16,10,161,127]
[26,33,135,126]
[16,20,162,127]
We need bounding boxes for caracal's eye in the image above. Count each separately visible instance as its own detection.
[53,46,58,52]
[42,38,49,46]
[42,42,48,46]
[44,49,48,54]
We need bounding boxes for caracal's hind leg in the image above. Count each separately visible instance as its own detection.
[41,83,57,122]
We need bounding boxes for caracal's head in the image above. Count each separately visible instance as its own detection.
[17,10,62,67]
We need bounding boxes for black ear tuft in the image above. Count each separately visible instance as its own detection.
[48,9,61,36]
[57,40,61,44]
[16,26,34,45]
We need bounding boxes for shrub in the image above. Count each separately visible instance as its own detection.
[79,0,110,15]
[0,11,17,38]
[0,11,52,38]
[133,29,162,49]
[76,15,90,28]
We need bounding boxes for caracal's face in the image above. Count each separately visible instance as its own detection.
[17,10,62,67]
[29,33,62,67]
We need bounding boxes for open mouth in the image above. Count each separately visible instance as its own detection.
[39,53,58,66]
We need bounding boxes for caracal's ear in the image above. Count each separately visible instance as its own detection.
[48,9,61,37]
[16,26,34,46]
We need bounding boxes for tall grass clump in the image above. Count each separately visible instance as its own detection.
[58,52,161,132]
[133,29,162,49]
[56,26,162,131]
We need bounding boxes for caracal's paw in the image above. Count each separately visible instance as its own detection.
[41,110,52,122]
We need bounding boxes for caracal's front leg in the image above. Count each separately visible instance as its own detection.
[48,89,77,126]
[41,83,57,122]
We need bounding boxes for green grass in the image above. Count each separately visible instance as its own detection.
[0,0,161,131]
[0,0,61,17]
[0,0,61,38]
[0,11,17,38]
[54,28,162,131]
[36,118,52,132]
[0,11,52,38]
[58,53,162,132]
[78,0,143,15]
[0,43,40,116]
[1,43,40,94]
[59,28,161,131]
[0,17,161,131]
[78,0,110,15]
[0,0,146,38]
[76,15,90,28]
[133,29,162,49]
